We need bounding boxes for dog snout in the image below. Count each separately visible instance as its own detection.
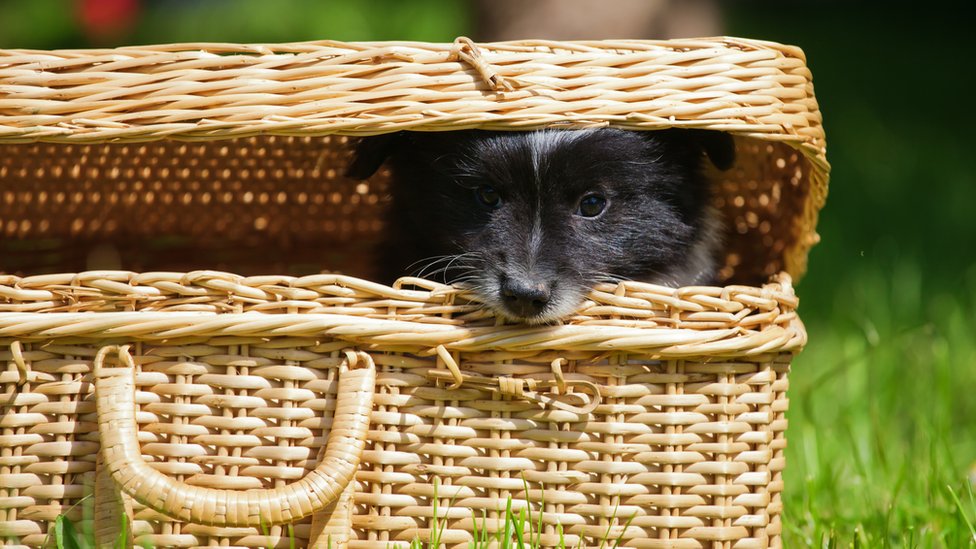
[499,276,552,318]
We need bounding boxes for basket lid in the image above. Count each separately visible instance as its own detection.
[0,37,828,282]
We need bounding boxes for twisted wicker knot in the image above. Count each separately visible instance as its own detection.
[427,346,601,414]
[496,376,538,398]
[448,36,515,93]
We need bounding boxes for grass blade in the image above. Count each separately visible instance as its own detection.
[54,514,65,549]
[471,508,491,549]
[597,502,620,549]
[611,512,637,549]
[512,506,527,549]
[468,509,476,549]
[431,482,440,549]
[503,497,514,549]
[114,512,128,549]
[947,483,976,543]
[534,478,545,548]
[521,475,534,547]
[55,514,84,549]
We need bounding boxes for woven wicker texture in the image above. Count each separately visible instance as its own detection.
[0,37,828,283]
[0,37,822,548]
[95,346,376,528]
[0,274,797,548]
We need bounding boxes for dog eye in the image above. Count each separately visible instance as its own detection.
[475,185,501,208]
[578,193,607,217]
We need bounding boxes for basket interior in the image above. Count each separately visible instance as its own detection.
[0,132,811,285]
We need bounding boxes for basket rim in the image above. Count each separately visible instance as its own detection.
[0,270,805,357]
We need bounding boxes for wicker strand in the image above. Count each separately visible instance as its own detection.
[550,357,568,393]
[9,340,28,385]
[0,311,802,357]
[435,344,464,389]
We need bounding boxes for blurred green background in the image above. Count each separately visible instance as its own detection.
[2,0,974,546]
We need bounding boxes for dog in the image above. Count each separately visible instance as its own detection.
[347,128,734,323]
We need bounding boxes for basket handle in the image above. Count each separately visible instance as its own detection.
[94,345,375,527]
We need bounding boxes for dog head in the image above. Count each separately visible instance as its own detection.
[349,128,734,323]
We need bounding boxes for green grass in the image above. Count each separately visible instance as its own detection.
[720,4,976,545]
[46,502,144,549]
[783,261,976,547]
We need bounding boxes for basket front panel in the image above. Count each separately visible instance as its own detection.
[356,350,791,549]
[2,338,789,548]
[1,341,98,547]
[0,338,350,548]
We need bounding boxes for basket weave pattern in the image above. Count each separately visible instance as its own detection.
[0,37,827,548]
[0,274,799,548]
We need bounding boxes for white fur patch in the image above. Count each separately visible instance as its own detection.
[526,129,591,179]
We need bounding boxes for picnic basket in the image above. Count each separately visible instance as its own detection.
[0,37,828,548]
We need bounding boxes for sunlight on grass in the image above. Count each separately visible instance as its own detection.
[783,261,976,547]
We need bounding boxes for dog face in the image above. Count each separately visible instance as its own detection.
[349,128,734,323]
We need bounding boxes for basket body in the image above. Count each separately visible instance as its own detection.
[0,274,800,548]
[0,37,827,548]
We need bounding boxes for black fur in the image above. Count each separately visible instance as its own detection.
[348,128,734,323]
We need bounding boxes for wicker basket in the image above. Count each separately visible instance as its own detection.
[0,37,828,548]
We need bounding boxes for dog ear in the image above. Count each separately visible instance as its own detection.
[656,129,736,171]
[695,130,735,171]
[684,129,735,171]
[346,132,403,179]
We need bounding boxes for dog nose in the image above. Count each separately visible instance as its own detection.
[500,277,551,318]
